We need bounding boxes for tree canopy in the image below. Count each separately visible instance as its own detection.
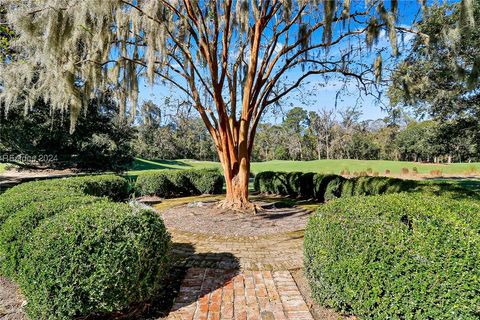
[0,0,476,207]
[389,1,479,119]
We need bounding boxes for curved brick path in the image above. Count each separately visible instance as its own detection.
[169,228,305,271]
[156,199,315,320]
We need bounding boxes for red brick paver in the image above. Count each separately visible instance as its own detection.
[167,268,313,320]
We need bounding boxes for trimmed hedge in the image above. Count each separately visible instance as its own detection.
[0,175,129,226]
[253,171,315,198]
[0,174,171,319]
[2,174,129,201]
[0,196,105,278]
[0,189,80,226]
[253,171,477,202]
[18,202,171,320]
[304,194,480,319]
[323,175,345,201]
[135,168,224,197]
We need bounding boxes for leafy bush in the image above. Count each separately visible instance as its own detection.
[0,189,80,226]
[352,177,414,196]
[52,175,129,200]
[253,171,476,203]
[286,172,303,196]
[253,171,277,194]
[313,174,339,202]
[187,169,224,194]
[164,170,197,195]
[3,175,129,201]
[254,171,314,198]
[135,169,224,197]
[0,196,105,278]
[323,176,345,201]
[134,172,174,196]
[19,202,171,320]
[304,194,480,319]
[340,178,355,197]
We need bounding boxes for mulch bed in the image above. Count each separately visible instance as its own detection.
[160,200,312,237]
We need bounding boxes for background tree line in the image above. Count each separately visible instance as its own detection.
[134,103,479,164]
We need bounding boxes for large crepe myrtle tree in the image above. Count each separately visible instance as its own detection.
[0,0,473,209]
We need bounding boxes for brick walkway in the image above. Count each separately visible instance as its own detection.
[170,229,304,271]
[156,198,315,319]
[167,268,313,320]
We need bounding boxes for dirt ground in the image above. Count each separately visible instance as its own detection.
[0,276,27,320]
[291,269,356,320]
[160,200,312,236]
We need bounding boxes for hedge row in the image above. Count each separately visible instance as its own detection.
[0,174,129,226]
[135,168,224,197]
[304,194,480,319]
[0,175,171,320]
[254,171,476,202]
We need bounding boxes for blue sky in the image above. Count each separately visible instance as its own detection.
[138,1,453,123]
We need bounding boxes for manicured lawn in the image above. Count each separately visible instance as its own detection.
[128,158,220,175]
[130,158,480,176]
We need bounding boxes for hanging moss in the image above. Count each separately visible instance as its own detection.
[323,0,335,44]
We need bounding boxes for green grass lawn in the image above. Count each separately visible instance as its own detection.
[128,158,220,176]
[130,158,480,176]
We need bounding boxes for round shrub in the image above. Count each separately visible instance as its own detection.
[135,172,173,196]
[313,174,340,202]
[413,181,479,200]
[254,171,286,194]
[0,189,81,226]
[323,176,345,201]
[19,202,171,320]
[135,169,224,197]
[286,172,303,196]
[165,170,197,195]
[51,175,129,200]
[0,196,105,278]
[304,194,480,319]
[340,178,355,197]
[188,169,224,194]
[2,175,129,201]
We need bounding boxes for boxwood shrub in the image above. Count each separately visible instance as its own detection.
[0,175,129,226]
[253,171,477,202]
[0,189,81,226]
[135,169,224,197]
[313,174,340,202]
[18,202,171,320]
[304,194,480,319]
[188,168,225,194]
[323,175,346,201]
[2,174,129,201]
[253,171,275,193]
[0,196,105,278]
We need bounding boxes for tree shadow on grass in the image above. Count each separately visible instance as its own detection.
[84,243,240,320]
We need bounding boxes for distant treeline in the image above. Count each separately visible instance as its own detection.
[135,103,479,164]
